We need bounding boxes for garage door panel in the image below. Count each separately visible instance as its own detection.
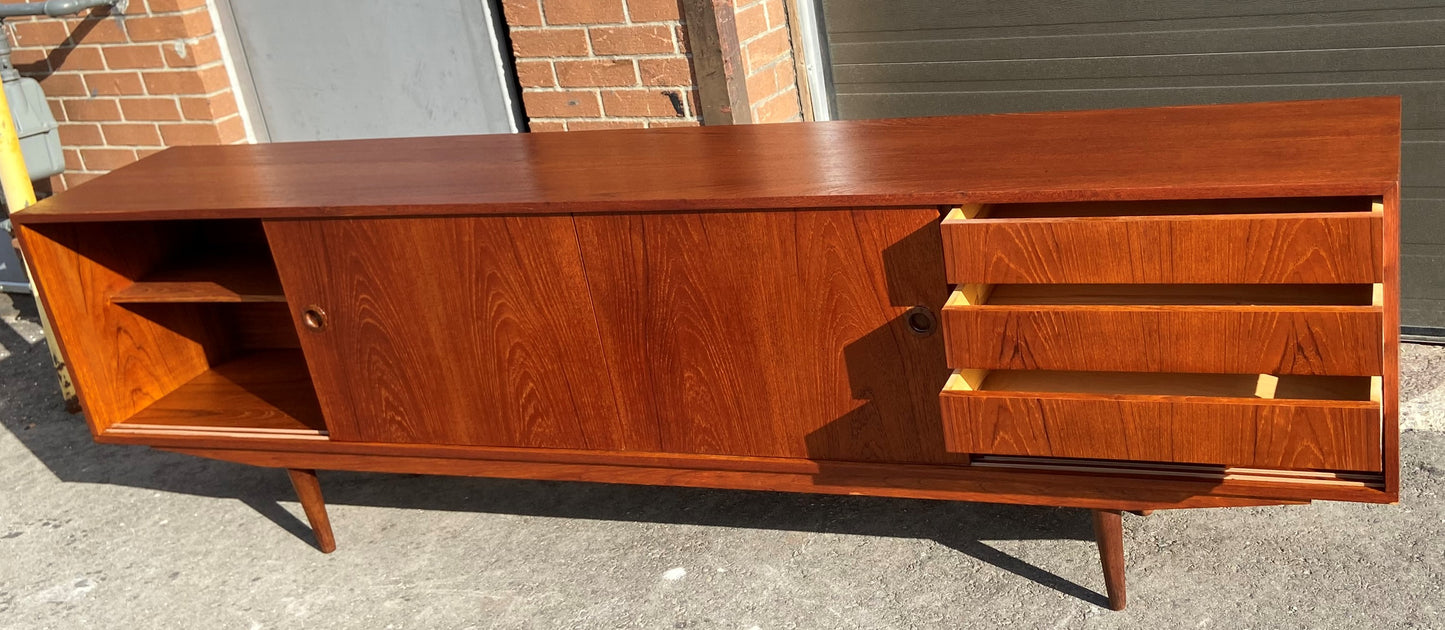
[1403,298,1445,330]
[1404,142,1445,189]
[833,83,1442,123]
[822,0,1445,34]
[837,69,1445,95]
[830,15,1445,64]
[1401,199,1445,245]
[834,48,1445,85]
[822,0,1444,330]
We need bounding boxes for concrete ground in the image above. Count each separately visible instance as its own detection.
[1,292,1443,630]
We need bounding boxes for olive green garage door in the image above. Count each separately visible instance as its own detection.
[816,0,1445,337]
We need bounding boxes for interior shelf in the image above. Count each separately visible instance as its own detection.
[109,250,286,304]
[107,350,326,438]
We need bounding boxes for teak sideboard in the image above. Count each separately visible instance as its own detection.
[14,97,1402,610]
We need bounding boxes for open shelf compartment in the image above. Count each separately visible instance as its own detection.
[19,218,323,441]
[104,219,286,304]
[107,349,326,439]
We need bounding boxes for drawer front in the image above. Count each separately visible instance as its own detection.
[941,306,1383,376]
[939,392,1382,471]
[942,212,1382,284]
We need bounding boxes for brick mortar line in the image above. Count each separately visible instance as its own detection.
[532,116,699,122]
[522,85,696,91]
[509,20,680,32]
[749,56,792,80]
[46,56,227,79]
[739,23,789,47]
[746,50,794,78]
[749,86,801,111]
[515,52,690,62]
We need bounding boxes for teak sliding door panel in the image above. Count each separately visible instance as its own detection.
[264,217,636,449]
[574,208,965,464]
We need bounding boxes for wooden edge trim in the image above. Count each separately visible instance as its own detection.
[108,426,330,441]
[1371,376,1384,403]
[11,183,1399,225]
[1373,283,1385,307]
[159,446,1375,510]
[680,0,750,125]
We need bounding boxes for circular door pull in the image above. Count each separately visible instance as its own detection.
[301,305,328,332]
[905,305,936,336]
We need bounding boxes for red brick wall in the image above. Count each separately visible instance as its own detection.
[7,0,246,190]
[14,0,811,189]
[735,0,802,123]
[502,0,701,131]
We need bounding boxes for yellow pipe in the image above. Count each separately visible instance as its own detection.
[0,78,79,410]
[0,82,35,210]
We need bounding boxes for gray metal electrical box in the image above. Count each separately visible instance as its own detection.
[4,76,63,181]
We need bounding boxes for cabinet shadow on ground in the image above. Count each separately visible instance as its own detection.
[0,294,1108,608]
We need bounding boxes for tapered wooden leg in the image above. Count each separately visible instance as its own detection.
[1091,509,1126,610]
[1130,509,1154,517]
[286,468,336,553]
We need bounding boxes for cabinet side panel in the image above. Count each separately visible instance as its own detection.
[263,217,635,449]
[16,223,213,433]
[576,208,967,464]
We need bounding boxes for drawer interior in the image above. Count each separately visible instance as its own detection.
[946,369,1378,403]
[980,196,1376,218]
[969,284,1380,306]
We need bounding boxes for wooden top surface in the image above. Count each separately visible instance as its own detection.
[14,97,1401,224]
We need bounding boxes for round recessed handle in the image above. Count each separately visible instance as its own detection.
[301,305,328,332]
[905,305,936,337]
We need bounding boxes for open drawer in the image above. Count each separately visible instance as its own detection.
[941,197,1383,284]
[939,369,1383,471]
[940,284,1383,376]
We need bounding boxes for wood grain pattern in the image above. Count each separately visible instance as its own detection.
[12,98,1400,224]
[107,350,324,436]
[574,208,965,464]
[263,216,635,449]
[939,390,1382,471]
[16,222,218,434]
[943,211,1382,284]
[941,304,1383,376]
